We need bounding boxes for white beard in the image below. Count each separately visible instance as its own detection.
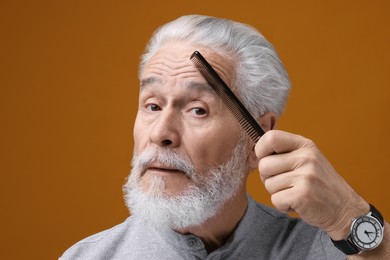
[123,135,249,230]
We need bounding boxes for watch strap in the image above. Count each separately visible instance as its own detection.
[370,204,384,226]
[332,238,360,255]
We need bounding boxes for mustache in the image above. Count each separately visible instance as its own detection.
[132,147,197,179]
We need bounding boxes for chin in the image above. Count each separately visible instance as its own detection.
[124,133,249,229]
[140,174,193,197]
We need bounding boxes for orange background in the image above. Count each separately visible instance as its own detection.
[1,1,389,259]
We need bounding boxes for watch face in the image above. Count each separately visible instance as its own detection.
[351,215,384,250]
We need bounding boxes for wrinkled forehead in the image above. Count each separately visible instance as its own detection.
[139,76,220,103]
[140,42,236,90]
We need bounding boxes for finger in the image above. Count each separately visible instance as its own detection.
[255,130,314,160]
[263,171,295,195]
[270,188,294,213]
[258,152,298,181]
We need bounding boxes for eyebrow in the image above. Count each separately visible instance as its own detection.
[140,76,217,96]
[185,81,215,94]
[140,77,163,89]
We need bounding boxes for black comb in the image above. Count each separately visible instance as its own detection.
[190,51,265,143]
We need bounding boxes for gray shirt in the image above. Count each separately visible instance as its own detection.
[60,196,345,259]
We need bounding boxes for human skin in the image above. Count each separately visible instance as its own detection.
[254,128,390,259]
[134,42,243,196]
[133,42,255,251]
[133,40,390,258]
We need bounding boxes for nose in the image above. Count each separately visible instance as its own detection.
[149,109,181,147]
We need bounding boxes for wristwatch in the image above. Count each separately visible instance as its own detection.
[332,204,385,255]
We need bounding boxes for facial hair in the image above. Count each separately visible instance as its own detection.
[123,135,249,230]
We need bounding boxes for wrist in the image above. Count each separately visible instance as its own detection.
[327,198,370,240]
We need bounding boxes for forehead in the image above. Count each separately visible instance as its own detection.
[140,76,212,93]
[140,42,235,88]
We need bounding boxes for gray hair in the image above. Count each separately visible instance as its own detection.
[139,15,291,117]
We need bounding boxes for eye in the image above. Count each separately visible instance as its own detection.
[191,107,207,116]
[145,103,161,112]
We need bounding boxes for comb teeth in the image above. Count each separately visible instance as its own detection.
[190,51,264,143]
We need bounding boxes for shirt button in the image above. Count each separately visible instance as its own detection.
[187,238,198,247]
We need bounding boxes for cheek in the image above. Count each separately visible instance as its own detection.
[185,125,241,170]
[133,115,147,153]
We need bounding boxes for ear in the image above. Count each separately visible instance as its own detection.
[247,112,278,169]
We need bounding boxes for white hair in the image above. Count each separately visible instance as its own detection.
[139,15,291,118]
[123,134,249,229]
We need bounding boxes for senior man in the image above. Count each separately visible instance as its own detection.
[61,15,389,259]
